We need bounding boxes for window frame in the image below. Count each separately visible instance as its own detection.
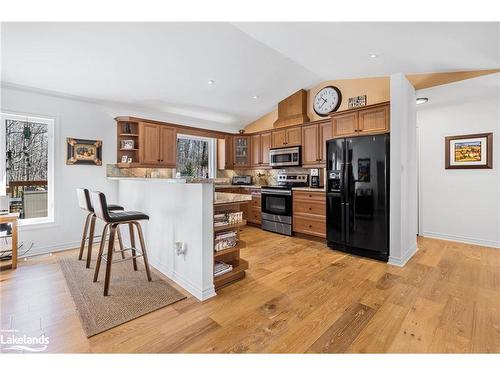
[1,112,55,226]
[176,133,216,179]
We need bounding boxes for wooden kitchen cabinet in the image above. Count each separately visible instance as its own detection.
[358,105,389,135]
[293,190,326,238]
[318,120,332,163]
[271,127,302,148]
[260,132,271,167]
[251,133,261,167]
[332,103,390,138]
[301,120,332,166]
[233,136,250,169]
[224,135,234,169]
[301,123,320,166]
[139,122,177,167]
[139,122,160,164]
[332,112,358,138]
[159,126,177,166]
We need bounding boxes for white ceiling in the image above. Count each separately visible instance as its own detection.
[416,72,500,110]
[1,22,499,131]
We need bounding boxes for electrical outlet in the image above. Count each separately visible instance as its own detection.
[175,241,186,255]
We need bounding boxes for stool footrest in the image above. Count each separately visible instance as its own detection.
[101,247,143,264]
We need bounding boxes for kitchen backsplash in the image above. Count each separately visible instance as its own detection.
[217,167,324,186]
[107,164,325,185]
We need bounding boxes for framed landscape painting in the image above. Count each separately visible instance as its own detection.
[445,133,493,169]
[66,138,102,165]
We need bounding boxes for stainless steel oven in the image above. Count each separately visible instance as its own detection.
[261,187,293,236]
[269,146,301,168]
[260,173,308,236]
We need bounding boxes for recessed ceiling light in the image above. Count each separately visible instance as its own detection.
[207,80,215,85]
[416,97,429,105]
[369,54,378,58]
[252,95,259,99]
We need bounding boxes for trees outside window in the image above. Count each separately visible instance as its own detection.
[176,135,215,178]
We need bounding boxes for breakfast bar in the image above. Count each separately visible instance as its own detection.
[111,177,251,301]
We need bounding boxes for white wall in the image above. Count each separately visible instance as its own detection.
[117,179,216,300]
[389,73,418,266]
[1,86,119,255]
[417,80,500,248]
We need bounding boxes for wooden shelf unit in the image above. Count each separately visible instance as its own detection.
[213,201,249,290]
[117,121,140,164]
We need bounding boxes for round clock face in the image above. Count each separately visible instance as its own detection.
[313,86,342,116]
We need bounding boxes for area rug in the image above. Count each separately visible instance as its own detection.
[58,257,186,337]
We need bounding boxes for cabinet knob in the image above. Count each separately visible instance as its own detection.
[308,225,312,228]
[309,207,312,210]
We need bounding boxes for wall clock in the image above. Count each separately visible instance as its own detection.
[313,86,342,116]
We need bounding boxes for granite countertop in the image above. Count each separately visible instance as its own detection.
[214,184,262,189]
[292,187,326,192]
[214,192,252,205]
[108,177,230,184]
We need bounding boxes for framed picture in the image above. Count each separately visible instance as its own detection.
[445,133,493,169]
[66,138,102,165]
[121,155,129,163]
[120,140,135,149]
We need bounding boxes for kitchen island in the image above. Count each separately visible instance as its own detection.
[111,177,251,301]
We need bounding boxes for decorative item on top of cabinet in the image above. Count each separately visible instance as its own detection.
[271,127,302,148]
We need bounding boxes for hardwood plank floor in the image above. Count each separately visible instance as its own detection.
[1,226,499,353]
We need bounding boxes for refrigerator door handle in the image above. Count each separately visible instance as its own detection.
[345,202,350,244]
[340,202,346,243]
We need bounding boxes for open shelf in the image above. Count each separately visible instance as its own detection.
[214,259,249,289]
[214,240,246,258]
[119,148,139,151]
[119,133,139,137]
[214,220,247,232]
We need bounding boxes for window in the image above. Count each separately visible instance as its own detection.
[176,134,216,178]
[1,113,54,224]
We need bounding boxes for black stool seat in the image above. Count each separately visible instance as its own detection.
[107,204,125,211]
[108,211,149,223]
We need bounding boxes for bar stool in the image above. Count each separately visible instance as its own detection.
[76,188,125,268]
[89,190,152,296]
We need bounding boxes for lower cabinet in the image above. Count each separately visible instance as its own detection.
[292,190,326,238]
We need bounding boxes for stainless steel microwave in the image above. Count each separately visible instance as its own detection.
[269,146,301,168]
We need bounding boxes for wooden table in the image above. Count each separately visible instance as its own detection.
[0,212,19,270]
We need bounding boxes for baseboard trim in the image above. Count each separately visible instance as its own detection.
[14,240,81,259]
[422,231,500,249]
[149,257,216,302]
[388,243,418,267]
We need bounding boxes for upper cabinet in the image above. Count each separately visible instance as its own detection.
[139,122,177,167]
[260,132,271,166]
[251,133,261,167]
[233,136,251,169]
[301,120,332,166]
[358,105,389,134]
[301,123,319,166]
[332,103,390,138]
[271,127,302,148]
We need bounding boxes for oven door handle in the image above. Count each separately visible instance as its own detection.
[261,189,292,196]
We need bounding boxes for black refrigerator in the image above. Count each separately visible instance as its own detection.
[326,134,389,262]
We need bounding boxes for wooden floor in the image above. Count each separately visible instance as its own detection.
[1,226,499,353]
